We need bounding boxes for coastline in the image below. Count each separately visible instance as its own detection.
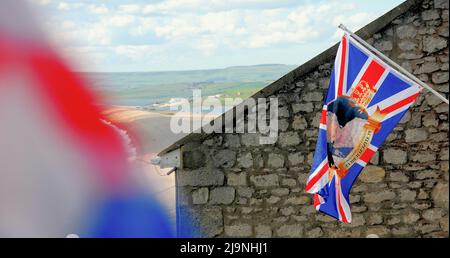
[102,105,179,230]
[101,104,218,232]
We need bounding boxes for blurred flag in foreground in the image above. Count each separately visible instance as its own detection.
[305,33,421,223]
[0,0,173,237]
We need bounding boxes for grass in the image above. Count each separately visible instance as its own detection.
[85,64,296,106]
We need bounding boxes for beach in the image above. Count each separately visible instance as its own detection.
[102,105,216,231]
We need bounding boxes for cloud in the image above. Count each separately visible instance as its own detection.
[57,2,69,10]
[30,0,52,5]
[333,12,376,29]
[332,12,377,39]
[49,13,137,47]
[46,0,378,50]
[119,0,300,14]
[146,2,358,49]
[35,0,395,71]
[87,4,109,15]
[56,2,84,11]
[118,4,141,14]
[48,21,112,47]
[114,45,163,60]
[106,15,135,27]
[153,11,242,40]
[61,20,76,30]
[58,46,106,71]
[128,17,157,36]
[56,2,108,14]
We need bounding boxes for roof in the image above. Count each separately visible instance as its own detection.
[158,0,421,156]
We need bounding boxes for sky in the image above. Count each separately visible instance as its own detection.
[28,0,405,72]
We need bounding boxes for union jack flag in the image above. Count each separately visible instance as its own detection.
[305,33,421,223]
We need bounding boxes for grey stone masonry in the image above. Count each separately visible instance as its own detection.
[175,0,449,238]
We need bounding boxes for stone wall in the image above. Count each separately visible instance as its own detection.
[175,0,449,238]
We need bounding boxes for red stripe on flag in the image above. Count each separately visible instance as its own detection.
[305,163,328,192]
[337,36,347,97]
[313,194,321,208]
[359,148,375,164]
[350,60,385,100]
[27,44,128,188]
[336,182,349,223]
[320,109,327,125]
[381,92,420,114]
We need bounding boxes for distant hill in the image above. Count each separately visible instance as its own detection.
[82,64,297,106]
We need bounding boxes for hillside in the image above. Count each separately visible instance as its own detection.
[83,64,297,106]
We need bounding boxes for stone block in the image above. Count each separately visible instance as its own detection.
[210,187,236,204]
[225,224,252,237]
[276,224,303,237]
[359,166,386,183]
[383,149,408,164]
[364,190,396,203]
[250,174,279,187]
[268,153,285,168]
[192,187,209,204]
[178,169,224,186]
[277,132,301,147]
[213,149,236,168]
[227,172,247,186]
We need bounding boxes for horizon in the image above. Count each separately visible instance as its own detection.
[77,63,297,73]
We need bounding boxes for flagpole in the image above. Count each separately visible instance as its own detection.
[338,24,449,105]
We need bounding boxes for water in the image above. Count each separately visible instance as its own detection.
[82,65,296,115]
[104,98,155,107]
[81,64,295,104]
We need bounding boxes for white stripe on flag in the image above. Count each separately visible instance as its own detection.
[308,159,327,181]
[382,102,414,121]
[373,68,390,91]
[366,86,419,115]
[357,159,367,167]
[346,57,372,95]
[334,38,344,98]
[342,35,349,96]
[369,144,378,151]
[335,177,352,223]
[339,182,352,223]
[306,159,329,194]
[315,194,324,211]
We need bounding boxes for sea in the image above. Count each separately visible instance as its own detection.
[83,73,233,115]
[80,65,296,114]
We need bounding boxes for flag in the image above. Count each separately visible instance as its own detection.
[0,0,173,237]
[305,33,421,223]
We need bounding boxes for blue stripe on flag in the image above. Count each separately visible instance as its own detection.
[370,109,408,147]
[346,42,369,93]
[325,66,336,104]
[341,163,365,197]
[318,185,329,199]
[318,177,340,220]
[368,72,411,108]
[308,128,328,176]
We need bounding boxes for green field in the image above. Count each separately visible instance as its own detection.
[84,64,296,106]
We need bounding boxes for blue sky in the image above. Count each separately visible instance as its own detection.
[29,0,404,72]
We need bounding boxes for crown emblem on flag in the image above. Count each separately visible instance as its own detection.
[350,80,376,107]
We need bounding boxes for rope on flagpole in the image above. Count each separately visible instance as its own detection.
[338,24,449,105]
